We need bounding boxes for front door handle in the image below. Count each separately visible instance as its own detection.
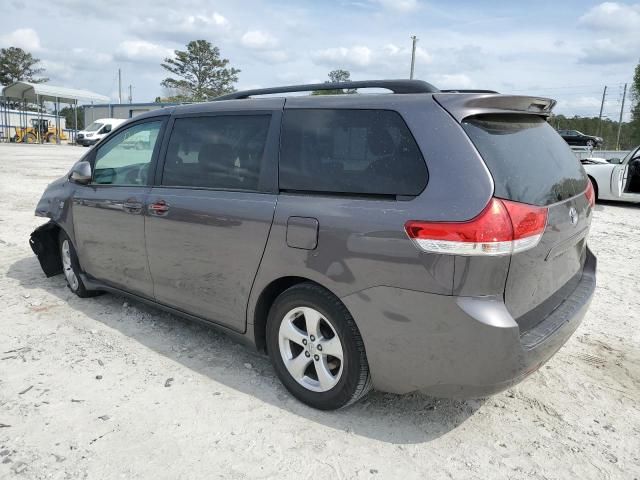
[148,200,170,216]
[122,199,143,214]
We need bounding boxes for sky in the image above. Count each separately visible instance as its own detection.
[0,0,638,120]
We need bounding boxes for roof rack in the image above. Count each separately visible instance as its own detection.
[213,79,439,100]
[440,89,499,94]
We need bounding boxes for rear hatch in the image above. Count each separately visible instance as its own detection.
[435,94,592,330]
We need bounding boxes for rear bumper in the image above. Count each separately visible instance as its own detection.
[342,248,596,396]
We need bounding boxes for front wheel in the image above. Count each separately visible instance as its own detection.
[266,283,371,410]
[59,231,99,298]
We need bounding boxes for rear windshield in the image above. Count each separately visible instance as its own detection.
[463,115,588,206]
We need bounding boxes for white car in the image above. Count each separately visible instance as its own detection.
[582,145,640,203]
[77,118,126,147]
[580,157,609,165]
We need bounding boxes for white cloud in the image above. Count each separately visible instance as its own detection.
[375,0,419,13]
[131,11,231,42]
[241,30,278,49]
[71,48,113,65]
[114,40,173,63]
[0,28,41,51]
[579,2,640,31]
[578,37,638,64]
[40,59,73,80]
[432,73,474,89]
[312,46,373,68]
[263,50,289,63]
[384,43,432,63]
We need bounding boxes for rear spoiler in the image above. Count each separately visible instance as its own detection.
[434,93,556,123]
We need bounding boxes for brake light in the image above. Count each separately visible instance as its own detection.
[405,198,548,256]
[585,181,595,208]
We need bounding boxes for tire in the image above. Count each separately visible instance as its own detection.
[59,231,99,298]
[589,177,598,202]
[586,140,595,148]
[266,282,371,410]
[25,133,37,144]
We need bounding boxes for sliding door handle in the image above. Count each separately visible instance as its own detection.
[148,200,170,216]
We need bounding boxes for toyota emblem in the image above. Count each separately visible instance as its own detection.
[569,207,578,225]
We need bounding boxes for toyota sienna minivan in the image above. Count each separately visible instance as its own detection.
[30,80,596,410]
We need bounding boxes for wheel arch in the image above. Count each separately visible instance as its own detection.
[587,175,599,200]
[251,276,346,352]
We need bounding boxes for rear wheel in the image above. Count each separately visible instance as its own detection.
[266,283,371,410]
[47,133,58,143]
[25,133,37,144]
[59,231,98,298]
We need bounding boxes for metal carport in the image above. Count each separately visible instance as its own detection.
[1,82,109,144]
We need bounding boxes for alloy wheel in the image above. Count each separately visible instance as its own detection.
[278,306,344,392]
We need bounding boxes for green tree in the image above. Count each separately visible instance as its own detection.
[550,114,633,150]
[629,60,640,146]
[59,105,84,130]
[160,40,240,101]
[312,69,356,95]
[0,47,48,86]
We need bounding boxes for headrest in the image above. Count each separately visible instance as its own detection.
[367,127,394,156]
[198,143,235,173]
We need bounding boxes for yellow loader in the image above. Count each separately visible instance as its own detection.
[14,119,68,144]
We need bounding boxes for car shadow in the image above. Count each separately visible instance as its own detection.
[596,199,640,209]
[7,255,484,445]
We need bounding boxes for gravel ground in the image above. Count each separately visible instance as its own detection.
[0,144,639,480]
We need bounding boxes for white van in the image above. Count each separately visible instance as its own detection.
[77,118,126,147]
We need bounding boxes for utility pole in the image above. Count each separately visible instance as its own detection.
[616,83,627,151]
[118,68,122,104]
[597,85,607,137]
[128,84,133,104]
[409,35,418,80]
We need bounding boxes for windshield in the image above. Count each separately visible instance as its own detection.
[85,122,104,132]
[463,114,588,206]
[621,145,640,164]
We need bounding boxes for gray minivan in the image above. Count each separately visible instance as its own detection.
[30,80,596,410]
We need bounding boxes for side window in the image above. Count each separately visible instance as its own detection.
[279,109,428,196]
[162,115,271,191]
[93,121,162,185]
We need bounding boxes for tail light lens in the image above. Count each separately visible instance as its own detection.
[585,181,595,208]
[405,198,548,256]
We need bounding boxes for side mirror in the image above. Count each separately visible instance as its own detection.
[103,125,112,133]
[70,161,92,184]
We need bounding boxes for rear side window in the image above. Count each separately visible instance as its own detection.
[162,115,271,191]
[463,115,588,206]
[279,109,427,196]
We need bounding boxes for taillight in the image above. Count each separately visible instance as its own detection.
[405,198,548,256]
[585,181,595,208]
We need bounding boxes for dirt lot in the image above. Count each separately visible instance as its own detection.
[0,143,639,480]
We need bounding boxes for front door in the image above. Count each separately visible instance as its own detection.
[72,119,165,298]
[145,111,281,332]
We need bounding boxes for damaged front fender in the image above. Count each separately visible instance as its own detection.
[29,222,62,277]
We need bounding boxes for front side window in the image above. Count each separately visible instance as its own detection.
[162,115,271,191]
[93,121,162,185]
[279,109,428,196]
